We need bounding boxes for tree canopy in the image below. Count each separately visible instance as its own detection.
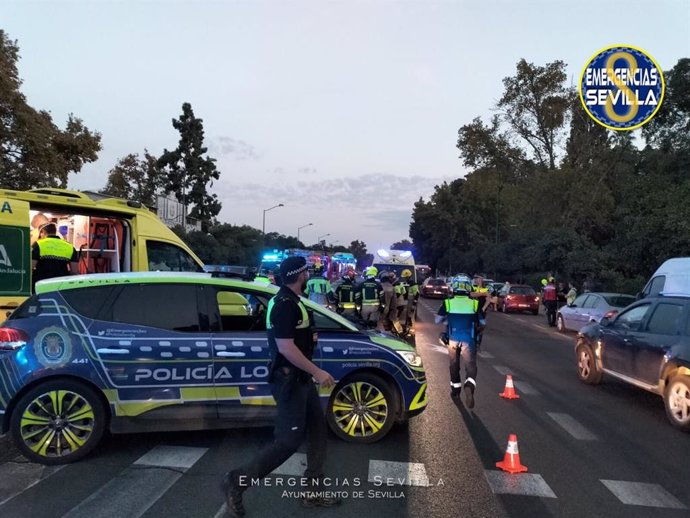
[411,58,690,293]
[0,30,101,190]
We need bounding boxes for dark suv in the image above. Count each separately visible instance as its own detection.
[575,295,690,432]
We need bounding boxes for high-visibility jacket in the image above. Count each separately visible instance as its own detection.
[358,278,382,305]
[543,284,557,301]
[335,280,356,309]
[442,296,478,343]
[36,237,75,261]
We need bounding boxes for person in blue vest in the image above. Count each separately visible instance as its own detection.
[436,282,480,408]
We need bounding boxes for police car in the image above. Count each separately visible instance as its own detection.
[0,273,427,464]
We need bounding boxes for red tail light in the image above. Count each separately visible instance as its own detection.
[0,328,29,351]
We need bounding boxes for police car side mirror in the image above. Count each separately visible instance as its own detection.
[600,316,610,326]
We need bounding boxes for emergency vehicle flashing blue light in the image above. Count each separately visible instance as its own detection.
[377,249,390,258]
[399,251,412,259]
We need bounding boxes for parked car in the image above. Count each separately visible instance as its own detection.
[575,295,690,432]
[639,257,690,299]
[557,293,636,333]
[0,272,428,464]
[497,285,540,314]
[421,278,451,299]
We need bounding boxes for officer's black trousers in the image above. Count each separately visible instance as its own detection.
[448,341,477,392]
[233,369,327,490]
[545,301,557,326]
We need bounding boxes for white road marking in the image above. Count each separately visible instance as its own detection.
[133,445,209,470]
[601,480,687,509]
[272,452,307,476]
[546,413,597,440]
[513,380,540,395]
[0,462,65,506]
[484,470,557,498]
[213,504,229,518]
[477,351,494,359]
[368,460,430,487]
[62,446,208,518]
[493,365,512,376]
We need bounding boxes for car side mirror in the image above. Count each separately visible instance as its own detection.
[635,291,644,300]
[569,303,577,308]
[600,316,610,326]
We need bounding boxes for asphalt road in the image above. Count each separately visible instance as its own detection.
[0,302,688,518]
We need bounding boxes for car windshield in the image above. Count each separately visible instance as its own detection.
[428,279,446,286]
[603,295,636,308]
[510,287,536,295]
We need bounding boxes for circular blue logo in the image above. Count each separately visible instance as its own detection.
[579,45,665,131]
[34,327,72,368]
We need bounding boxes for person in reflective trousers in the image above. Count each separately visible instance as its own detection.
[334,268,358,320]
[436,282,479,408]
[357,266,382,328]
[222,257,341,517]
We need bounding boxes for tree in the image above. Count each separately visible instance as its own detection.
[349,240,370,270]
[391,239,414,252]
[102,151,164,207]
[157,102,222,231]
[497,59,570,170]
[0,30,101,190]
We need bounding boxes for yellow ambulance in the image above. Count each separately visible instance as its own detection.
[0,188,204,319]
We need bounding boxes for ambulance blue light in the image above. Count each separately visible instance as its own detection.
[377,249,390,258]
[400,251,412,259]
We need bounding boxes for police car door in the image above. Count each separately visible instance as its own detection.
[96,282,216,421]
[0,198,31,322]
[209,287,274,421]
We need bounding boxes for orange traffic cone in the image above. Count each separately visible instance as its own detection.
[496,434,528,473]
[499,375,520,399]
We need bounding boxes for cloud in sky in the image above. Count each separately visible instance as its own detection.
[207,136,262,160]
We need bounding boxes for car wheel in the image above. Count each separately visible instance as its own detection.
[576,342,602,385]
[664,375,690,432]
[10,379,107,465]
[557,315,566,333]
[327,373,397,444]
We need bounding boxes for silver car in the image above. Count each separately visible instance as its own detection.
[557,292,636,332]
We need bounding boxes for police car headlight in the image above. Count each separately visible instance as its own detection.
[397,351,423,367]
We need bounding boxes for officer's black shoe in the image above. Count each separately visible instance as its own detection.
[464,388,475,409]
[302,495,343,508]
[221,471,245,518]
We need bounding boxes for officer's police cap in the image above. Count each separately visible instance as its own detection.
[280,256,308,282]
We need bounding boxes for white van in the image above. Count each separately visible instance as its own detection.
[640,257,690,298]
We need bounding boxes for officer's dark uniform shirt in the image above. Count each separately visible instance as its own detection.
[267,286,316,381]
[31,236,78,285]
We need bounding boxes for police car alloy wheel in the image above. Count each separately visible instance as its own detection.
[327,373,397,443]
[575,343,602,385]
[10,380,107,465]
[664,375,690,432]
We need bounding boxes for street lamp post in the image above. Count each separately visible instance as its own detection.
[297,223,313,242]
[317,233,330,245]
[262,203,284,234]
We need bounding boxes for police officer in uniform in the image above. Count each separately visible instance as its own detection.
[469,275,491,349]
[305,264,334,308]
[334,268,358,320]
[32,223,79,291]
[222,257,341,517]
[436,282,479,408]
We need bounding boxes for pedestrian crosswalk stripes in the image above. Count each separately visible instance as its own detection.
[600,480,687,509]
[484,470,557,498]
[546,412,598,441]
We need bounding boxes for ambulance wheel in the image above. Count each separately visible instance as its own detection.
[327,373,397,443]
[10,379,107,465]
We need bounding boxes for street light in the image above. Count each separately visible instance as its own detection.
[317,233,330,244]
[297,223,313,242]
[262,203,284,234]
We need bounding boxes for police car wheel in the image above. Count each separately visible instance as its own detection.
[10,379,107,465]
[576,342,602,385]
[327,373,397,443]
